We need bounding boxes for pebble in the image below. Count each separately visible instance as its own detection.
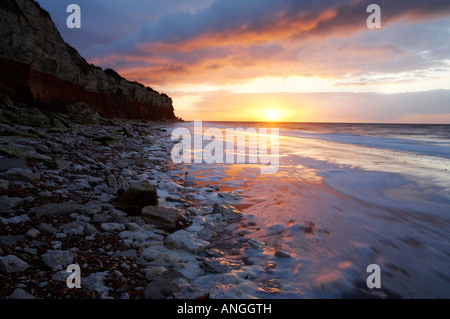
[0,100,262,299]
[100,222,126,232]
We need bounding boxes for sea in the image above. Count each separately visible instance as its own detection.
[165,121,450,299]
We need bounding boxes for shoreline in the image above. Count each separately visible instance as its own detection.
[0,97,256,299]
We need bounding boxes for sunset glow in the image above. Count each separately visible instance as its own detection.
[265,109,281,122]
[38,0,450,123]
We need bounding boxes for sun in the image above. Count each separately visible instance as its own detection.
[265,109,281,122]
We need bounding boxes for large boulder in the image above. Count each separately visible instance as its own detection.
[117,180,159,215]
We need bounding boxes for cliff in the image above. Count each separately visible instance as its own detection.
[0,0,177,121]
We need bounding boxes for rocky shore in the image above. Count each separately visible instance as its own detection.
[0,96,258,299]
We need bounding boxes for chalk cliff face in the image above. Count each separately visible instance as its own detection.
[0,0,176,120]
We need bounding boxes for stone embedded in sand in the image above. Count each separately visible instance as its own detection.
[141,206,184,231]
[116,180,158,215]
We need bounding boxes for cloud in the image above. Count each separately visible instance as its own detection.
[37,0,450,90]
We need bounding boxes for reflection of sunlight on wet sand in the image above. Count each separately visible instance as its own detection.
[168,122,450,298]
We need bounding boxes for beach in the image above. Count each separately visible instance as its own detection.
[167,121,450,299]
[0,98,259,299]
[1,98,450,299]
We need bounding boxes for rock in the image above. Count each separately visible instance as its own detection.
[266,224,285,236]
[42,250,76,271]
[206,184,220,191]
[141,206,184,231]
[84,224,99,236]
[200,258,243,274]
[247,239,265,251]
[13,107,49,127]
[0,196,24,214]
[93,136,120,147]
[165,195,192,205]
[37,223,59,234]
[44,159,68,170]
[101,222,126,232]
[0,255,29,273]
[61,221,87,235]
[261,278,282,294]
[8,288,35,299]
[304,221,316,234]
[204,249,226,258]
[117,180,159,215]
[274,250,292,258]
[23,247,38,255]
[0,158,29,172]
[0,145,49,160]
[92,213,110,224]
[6,214,30,224]
[50,117,68,129]
[212,202,243,221]
[143,277,179,299]
[106,174,118,189]
[164,230,210,253]
[218,192,243,201]
[51,270,70,282]
[143,266,168,280]
[0,179,9,190]
[32,200,81,217]
[25,228,41,239]
[183,173,196,187]
[125,222,142,231]
[70,179,91,190]
[82,271,111,297]
[112,249,137,259]
[2,167,40,182]
[0,235,26,246]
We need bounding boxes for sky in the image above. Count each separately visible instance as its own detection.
[37,0,450,123]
